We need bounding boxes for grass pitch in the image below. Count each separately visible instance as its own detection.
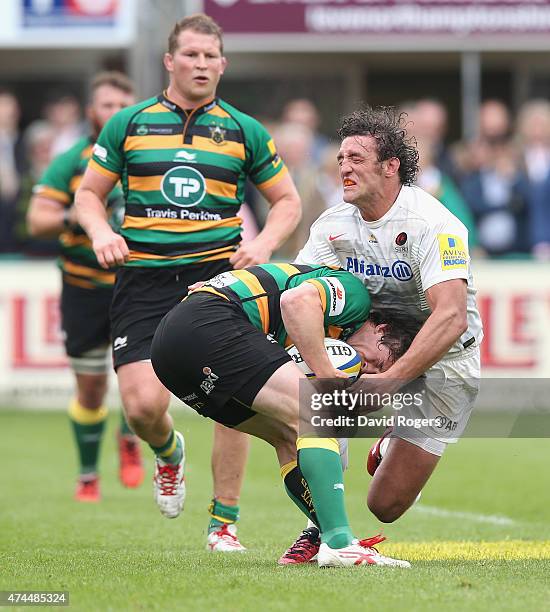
[1,409,550,611]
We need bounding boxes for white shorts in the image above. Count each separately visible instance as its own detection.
[392,344,481,456]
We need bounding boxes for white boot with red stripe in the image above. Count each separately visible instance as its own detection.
[206,523,247,552]
[153,431,186,519]
[317,534,411,568]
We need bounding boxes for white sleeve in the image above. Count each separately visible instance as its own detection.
[294,220,341,267]
[417,219,470,292]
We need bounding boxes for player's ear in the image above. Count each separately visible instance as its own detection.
[220,56,228,75]
[383,157,400,178]
[85,103,94,123]
[163,52,174,73]
[375,323,389,337]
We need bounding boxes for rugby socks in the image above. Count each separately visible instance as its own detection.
[207,499,240,534]
[149,429,183,465]
[68,398,108,475]
[280,461,319,527]
[297,437,354,549]
[118,412,134,436]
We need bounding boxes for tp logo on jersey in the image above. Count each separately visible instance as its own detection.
[438,234,468,270]
[161,165,206,207]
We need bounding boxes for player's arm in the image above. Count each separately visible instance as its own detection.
[75,166,128,269]
[27,195,76,238]
[280,283,346,379]
[377,278,467,386]
[230,173,301,269]
[27,150,75,238]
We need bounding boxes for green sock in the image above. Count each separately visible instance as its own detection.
[208,499,239,534]
[281,461,319,527]
[119,412,134,436]
[68,399,108,476]
[297,441,354,549]
[149,430,182,465]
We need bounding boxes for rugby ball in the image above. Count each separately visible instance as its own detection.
[286,338,362,381]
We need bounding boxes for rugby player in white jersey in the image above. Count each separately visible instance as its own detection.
[278,105,483,565]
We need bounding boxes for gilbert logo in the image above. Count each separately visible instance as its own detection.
[113,336,127,351]
[161,166,206,208]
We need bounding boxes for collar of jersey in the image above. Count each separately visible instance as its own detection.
[356,185,404,228]
[158,92,218,118]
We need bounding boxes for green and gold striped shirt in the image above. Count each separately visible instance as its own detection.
[194,263,371,346]
[90,94,288,267]
[34,135,124,289]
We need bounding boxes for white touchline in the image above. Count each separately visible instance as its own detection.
[412,504,517,526]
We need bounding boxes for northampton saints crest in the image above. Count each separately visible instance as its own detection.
[209,124,226,145]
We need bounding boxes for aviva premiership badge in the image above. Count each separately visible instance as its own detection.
[438,234,468,270]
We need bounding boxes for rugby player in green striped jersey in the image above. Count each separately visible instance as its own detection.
[27,72,144,502]
[75,14,301,551]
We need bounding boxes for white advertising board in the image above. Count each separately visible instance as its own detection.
[0,260,549,408]
[0,0,135,48]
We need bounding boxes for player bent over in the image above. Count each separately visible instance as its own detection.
[151,263,416,567]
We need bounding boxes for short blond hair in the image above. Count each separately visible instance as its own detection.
[90,71,133,95]
[168,13,223,55]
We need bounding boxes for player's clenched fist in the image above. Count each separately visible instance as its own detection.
[92,228,129,269]
[230,239,273,269]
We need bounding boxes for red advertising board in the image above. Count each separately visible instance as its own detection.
[203,0,550,35]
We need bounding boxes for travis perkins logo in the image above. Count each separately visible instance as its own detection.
[200,366,219,395]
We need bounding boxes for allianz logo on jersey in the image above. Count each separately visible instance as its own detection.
[161,165,206,208]
[346,257,413,282]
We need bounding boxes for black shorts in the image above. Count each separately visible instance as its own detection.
[110,260,233,369]
[61,281,113,357]
[151,293,292,427]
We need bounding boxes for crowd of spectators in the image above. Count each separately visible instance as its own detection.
[1,89,549,260]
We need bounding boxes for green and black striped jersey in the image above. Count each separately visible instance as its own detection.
[34,135,124,289]
[89,93,288,267]
[194,263,371,346]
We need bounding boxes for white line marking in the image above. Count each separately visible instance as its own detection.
[412,504,517,526]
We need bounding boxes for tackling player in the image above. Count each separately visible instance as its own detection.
[151,263,416,567]
[279,105,483,563]
[27,72,144,501]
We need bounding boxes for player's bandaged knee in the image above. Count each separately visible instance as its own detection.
[70,345,110,375]
[280,460,319,527]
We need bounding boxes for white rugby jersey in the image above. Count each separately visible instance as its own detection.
[296,185,483,354]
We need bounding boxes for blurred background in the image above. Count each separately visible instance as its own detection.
[1,0,550,406]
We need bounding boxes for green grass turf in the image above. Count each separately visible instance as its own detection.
[1,409,550,611]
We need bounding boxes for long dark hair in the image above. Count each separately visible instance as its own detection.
[367,310,421,363]
[338,106,419,185]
